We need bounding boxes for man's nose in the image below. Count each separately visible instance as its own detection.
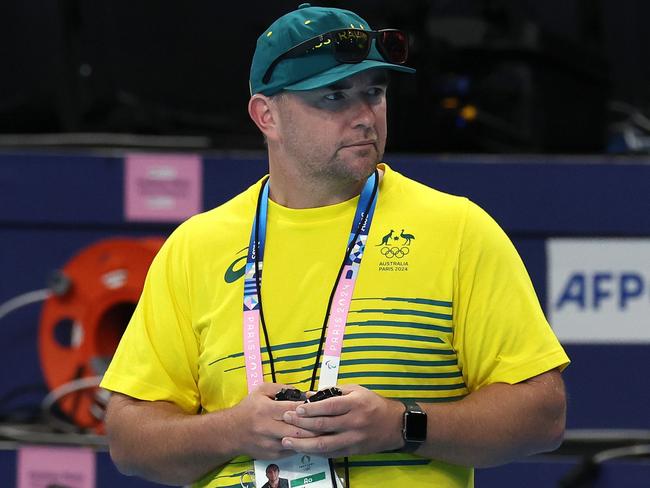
[350,98,376,129]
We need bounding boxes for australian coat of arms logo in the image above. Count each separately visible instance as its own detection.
[377,229,414,272]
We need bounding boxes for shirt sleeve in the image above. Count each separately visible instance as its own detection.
[100,226,201,413]
[452,201,569,392]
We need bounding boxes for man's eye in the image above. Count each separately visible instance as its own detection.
[324,92,344,101]
[367,87,384,98]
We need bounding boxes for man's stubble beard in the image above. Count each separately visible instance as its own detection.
[323,144,383,183]
[277,108,384,186]
[285,136,384,186]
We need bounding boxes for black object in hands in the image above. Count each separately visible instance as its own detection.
[305,387,342,403]
[274,386,342,402]
[275,388,307,401]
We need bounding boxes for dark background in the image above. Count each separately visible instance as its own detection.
[1,2,650,485]
[2,0,650,153]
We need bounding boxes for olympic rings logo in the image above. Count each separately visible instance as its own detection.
[380,246,410,259]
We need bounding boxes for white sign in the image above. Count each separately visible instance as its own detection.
[547,238,650,343]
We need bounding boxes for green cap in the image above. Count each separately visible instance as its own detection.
[249,3,415,96]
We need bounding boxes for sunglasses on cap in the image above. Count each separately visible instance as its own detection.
[262,28,409,84]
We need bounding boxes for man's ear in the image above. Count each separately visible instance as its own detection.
[248,94,281,142]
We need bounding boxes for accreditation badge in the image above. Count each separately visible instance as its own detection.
[247,454,344,488]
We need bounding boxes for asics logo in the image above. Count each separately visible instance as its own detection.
[224,247,247,283]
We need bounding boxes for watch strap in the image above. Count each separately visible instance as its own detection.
[400,399,427,453]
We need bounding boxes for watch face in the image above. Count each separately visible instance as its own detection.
[405,411,427,442]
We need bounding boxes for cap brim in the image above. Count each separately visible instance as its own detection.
[282,60,416,92]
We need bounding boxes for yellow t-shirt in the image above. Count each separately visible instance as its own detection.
[101,164,569,487]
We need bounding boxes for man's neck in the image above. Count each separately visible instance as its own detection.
[267,174,366,209]
[266,157,381,209]
[269,152,384,209]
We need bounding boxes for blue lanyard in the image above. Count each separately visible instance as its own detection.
[242,171,380,388]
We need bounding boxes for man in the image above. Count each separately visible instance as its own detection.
[101,4,570,488]
[261,464,289,488]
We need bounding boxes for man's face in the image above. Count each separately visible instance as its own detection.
[266,467,279,482]
[272,69,388,185]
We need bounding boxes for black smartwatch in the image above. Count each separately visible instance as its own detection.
[400,400,427,452]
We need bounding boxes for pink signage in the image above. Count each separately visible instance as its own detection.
[17,446,96,488]
[125,153,203,222]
